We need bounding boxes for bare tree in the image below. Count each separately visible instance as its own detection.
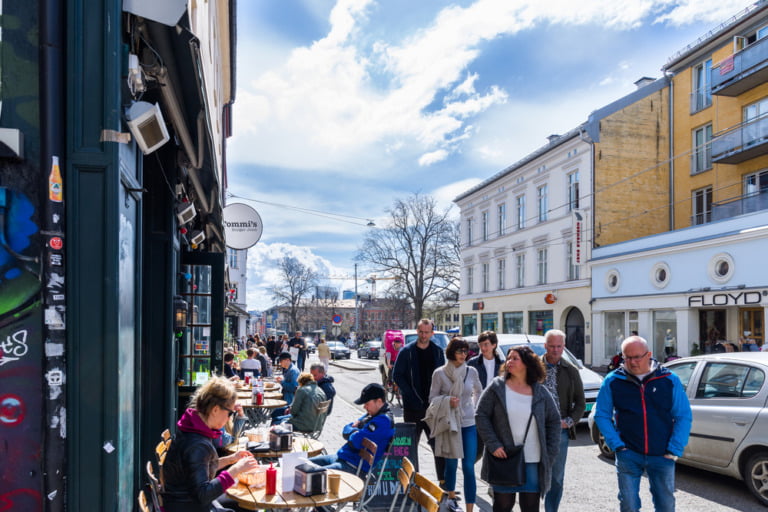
[271,257,318,331]
[357,193,460,322]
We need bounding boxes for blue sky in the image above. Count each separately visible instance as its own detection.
[227,0,757,311]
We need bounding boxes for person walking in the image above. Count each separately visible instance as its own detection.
[317,338,331,373]
[594,336,692,512]
[427,337,483,512]
[475,346,560,512]
[541,329,585,512]
[288,331,306,371]
[392,319,447,483]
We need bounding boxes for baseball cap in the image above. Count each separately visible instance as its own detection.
[354,383,386,404]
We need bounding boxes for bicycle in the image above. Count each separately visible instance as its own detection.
[379,363,401,407]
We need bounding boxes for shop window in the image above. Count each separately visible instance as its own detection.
[481,313,498,332]
[654,310,677,359]
[529,310,553,336]
[604,312,625,359]
[503,312,523,334]
[462,314,477,336]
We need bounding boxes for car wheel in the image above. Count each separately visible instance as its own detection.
[592,425,615,458]
[744,452,768,506]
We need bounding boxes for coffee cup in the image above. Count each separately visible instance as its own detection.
[328,473,340,495]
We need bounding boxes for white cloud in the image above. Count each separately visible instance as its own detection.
[433,179,484,213]
[418,149,449,166]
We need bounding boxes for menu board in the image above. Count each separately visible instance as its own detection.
[363,422,419,512]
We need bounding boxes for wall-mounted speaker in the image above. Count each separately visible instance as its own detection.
[176,203,196,225]
[190,230,205,246]
[126,101,170,155]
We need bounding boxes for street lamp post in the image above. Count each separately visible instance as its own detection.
[354,263,359,337]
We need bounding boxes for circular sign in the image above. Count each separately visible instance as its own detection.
[545,293,557,304]
[223,203,263,249]
[332,315,342,325]
[50,237,63,250]
[0,395,25,426]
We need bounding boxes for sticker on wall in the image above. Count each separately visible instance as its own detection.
[0,394,26,426]
[48,237,63,250]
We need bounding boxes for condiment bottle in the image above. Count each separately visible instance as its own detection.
[266,462,277,495]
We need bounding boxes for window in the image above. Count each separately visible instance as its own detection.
[692,186,712,225]
[744,169,768,197]
[462,314,477,336]
[466,218,473,246]
[481,313,497,332]
[695,363,764,399]
[482,263,489,292]
[498,203,507,236]
[692,124,712,174]
[516,195,526,230]
[743,97,768,148]
[529,310,553,335]
[502,312,523,333]
[515,253,525,288]
[604,312,626,359]
[692,59,712,112]
[654,310,677,358]
[537,248,548,285]
[497,258,506,290]
[482,211,489,241]
[567,171,580,211]
[228,248,238,269]
[567,242,580,280]
[466,266,474,294]
[668,362,698,392]
[537,185,548,222]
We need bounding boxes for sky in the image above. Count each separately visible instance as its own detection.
[227,0,758,312]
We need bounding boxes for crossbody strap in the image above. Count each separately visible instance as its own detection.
[521,411,534,444]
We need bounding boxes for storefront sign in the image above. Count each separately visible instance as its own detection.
[688,291,764,307]
[472,302,485,310]
[223,203,263,249]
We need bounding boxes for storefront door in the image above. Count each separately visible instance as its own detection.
[740,308,764,349]
[565,307,585,361]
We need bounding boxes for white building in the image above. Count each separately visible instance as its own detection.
[455,127,594,362]
[226,247,250,339]
[591,210,768,364]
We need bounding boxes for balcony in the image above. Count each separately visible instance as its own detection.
[711,37,768,96]
[711,115,768,164]
[712,190,768,221]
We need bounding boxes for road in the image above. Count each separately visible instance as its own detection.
[312,352,762,511]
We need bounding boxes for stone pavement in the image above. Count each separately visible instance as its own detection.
[315,358,494,512]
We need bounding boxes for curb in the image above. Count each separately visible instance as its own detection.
[329,359,378,372]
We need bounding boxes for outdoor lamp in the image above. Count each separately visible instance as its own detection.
[174,296,188,333]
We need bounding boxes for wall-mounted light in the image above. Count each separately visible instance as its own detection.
[190,230,205,246]
[125,101,170,155]
[176,202,196,225]
[174,296,188,335]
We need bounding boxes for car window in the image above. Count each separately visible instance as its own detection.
[695,363,761,399]
[667,362,697,392]
[404,333,449,349]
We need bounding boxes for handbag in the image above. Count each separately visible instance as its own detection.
[485,412,533,487]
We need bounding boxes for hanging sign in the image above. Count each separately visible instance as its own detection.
[223,203,263,249]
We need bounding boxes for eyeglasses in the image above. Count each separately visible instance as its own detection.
[456,348,468,354]
[623,352,648,362]
[222,406,237,418]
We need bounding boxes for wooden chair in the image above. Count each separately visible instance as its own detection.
[146,460,163,511]
[407,486,439,512]
[355,438,377,477]
[155,430,173,489]
[355,438,395,512]
[296,399,332,441]
[137,490,151,512]
[388,456,415,512]
[413,472,444,504]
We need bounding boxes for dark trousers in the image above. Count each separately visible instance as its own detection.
[404,408,445,482]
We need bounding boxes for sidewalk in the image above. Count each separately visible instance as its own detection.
[317,363,493,512]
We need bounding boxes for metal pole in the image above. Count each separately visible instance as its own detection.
[354,263,359,336]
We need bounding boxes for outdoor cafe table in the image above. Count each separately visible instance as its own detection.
[237,398,288,426]
[237,389,283,400]
[226,468,364,511]
[226,437,325,458]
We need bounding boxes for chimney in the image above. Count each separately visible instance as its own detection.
[547,134,560,143]
[634,77,656,89]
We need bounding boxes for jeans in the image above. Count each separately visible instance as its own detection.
[615,449,676,512]
[308,454,357,474]
[544,429,570,512]
[444,425,478,504]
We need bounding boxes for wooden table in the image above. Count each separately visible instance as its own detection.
[226,468,364,511]
[226,437,325,458]
[237,398,288,426]
[237,390,283,400]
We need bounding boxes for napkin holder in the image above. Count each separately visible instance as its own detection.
[293,462,327,496]
[269,427,293,451]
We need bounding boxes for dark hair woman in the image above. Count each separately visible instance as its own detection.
[475,346,560,512]
[162,377,259,512]
[427,337,483,512]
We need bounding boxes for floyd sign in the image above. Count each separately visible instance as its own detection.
[223,203,263,249]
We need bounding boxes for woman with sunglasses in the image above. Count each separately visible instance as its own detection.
[426,337,483,512]
[163,376,259,512]
[475,346,560,512]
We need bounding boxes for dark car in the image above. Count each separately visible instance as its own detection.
[357,340,382,359]
[327,341,351,360]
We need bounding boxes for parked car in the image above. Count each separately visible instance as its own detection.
[464,333,603,421]
[327,341,351,360]
[357,340,382,359]
[397,329,451,349]
[588,352,768,506]
[304,339,316,354]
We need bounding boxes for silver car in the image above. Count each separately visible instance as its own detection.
[589,352,768,506]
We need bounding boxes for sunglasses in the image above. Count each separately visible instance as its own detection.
[222,406,237,418]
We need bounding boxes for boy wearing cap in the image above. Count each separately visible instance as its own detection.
[308,383,395,474]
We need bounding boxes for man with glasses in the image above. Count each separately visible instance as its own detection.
[393,318,446,483]
[594,336,692,512]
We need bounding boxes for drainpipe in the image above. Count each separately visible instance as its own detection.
[667,73,675,230]
[40,0,67,510]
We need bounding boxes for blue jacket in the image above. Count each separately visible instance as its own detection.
[337,404,395,472]
[594,360,692,457]
[281,363,300,404]
[392,341,445,411]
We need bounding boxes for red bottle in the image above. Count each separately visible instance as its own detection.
[266,463,277,495]
[256,391,264,405]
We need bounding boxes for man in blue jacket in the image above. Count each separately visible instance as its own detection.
[309,383,395,473]
[595,336,692,512]
[392,319,446,482]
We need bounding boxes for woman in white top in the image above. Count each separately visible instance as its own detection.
[475,346,560,512]
[428,337,483,512]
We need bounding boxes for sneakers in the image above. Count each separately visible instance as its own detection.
[440,496,463,512]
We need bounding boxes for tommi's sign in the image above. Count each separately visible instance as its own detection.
[688,291,765,307]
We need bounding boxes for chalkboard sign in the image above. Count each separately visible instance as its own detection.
[363,422,419,512]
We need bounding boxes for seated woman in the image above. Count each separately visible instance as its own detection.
[163,377,260,512]
[272,372,327,432]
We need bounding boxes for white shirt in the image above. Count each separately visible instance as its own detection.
[483,357,496,388]
[240,358,261,374]
[505,388,541,463]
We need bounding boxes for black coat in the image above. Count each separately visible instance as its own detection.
[162,429,224,512]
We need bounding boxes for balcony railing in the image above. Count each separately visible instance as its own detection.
[711,36,768,96]
[712,190,768,221]
[711,115,768,164]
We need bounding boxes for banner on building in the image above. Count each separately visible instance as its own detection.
[572,210,584,265]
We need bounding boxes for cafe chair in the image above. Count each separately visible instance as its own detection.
[296,399,332,441]
[145,460,163,511]
[413,472,445,504]
[137,489,152,512]
[388,457,415,512]
[354,438,394,512]
[155,430,173,489]
[355,439,377,477]
[407,486,439,512]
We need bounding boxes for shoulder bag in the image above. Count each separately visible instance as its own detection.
[484,412,533,487]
